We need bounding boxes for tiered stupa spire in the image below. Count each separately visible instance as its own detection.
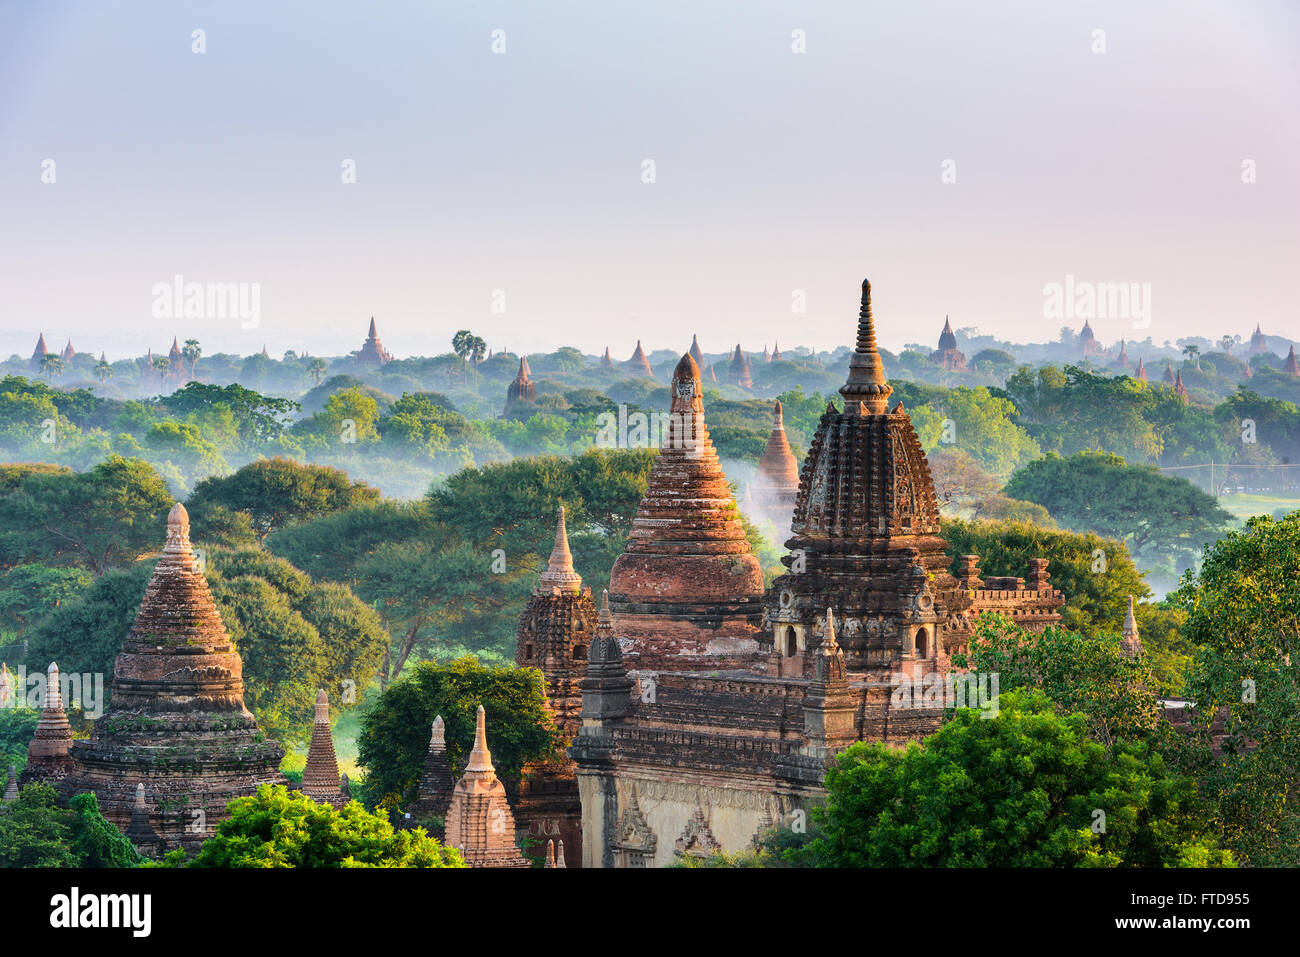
[20,662,74,786]
[1121,596,1142,657]
[357,316,393,367]
[607,354,765,669]
[504,356,537,415]
[755,400,801,524]
[301,690,347,808]
[443,706,531,867]
[601,346,613,369]
[410,715,455,821]
[61,503,284,851]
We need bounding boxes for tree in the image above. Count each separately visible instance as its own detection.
[804,690,1232,867]
[307,357,328,386]
[159,382,299,446]
[178,785,463,867]
[181,339,202,377]
[0,783,141,868]
[954,614,1160,745]
[1004,451,1233,579]
[94,358,113,383]
[356,657,563,811]
[68,792,144,867]
[38,354,64,381]
[0,456,173,574]
[187,458,380,543]
[1172,511,1300,865]
[451,330,475,362]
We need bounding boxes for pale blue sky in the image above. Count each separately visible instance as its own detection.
[2,0,1297,360]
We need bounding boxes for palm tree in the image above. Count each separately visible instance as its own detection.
[94,358,113,383]
[307,357,327,386]
[471,336,487,364]
[1182,344,1201,371]
[452,330,474,361]
[39,353,64,380]
[182,338,202,377]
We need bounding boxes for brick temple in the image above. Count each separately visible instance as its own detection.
[569,278,1065,867]
[58,504,285,853]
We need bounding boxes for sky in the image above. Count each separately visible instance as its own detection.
[1,0,1297,361]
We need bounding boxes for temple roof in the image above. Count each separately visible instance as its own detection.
[536,505,583,595]
[689,334,704,367]
[626,340,654,377]
[937,316,957,351]
[757,400,800,490]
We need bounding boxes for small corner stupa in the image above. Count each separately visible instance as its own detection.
[607,354,765,669]
[443,706,531,868]
[20,662,74,786]
[301,689,347,809]
[125,783,162,857]
[61,503,284,850]
[410,715,455,821]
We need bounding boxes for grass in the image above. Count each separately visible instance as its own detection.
[1215,493,1300,524]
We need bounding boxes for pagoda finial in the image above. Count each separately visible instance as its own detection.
[773,399,783,428]
[464,705,495,774]
[1121,595,1142,656]
[368,316,378,338]
[598,588,612,626]
[314,688,330,723]
[537,504,582,594]
[165,502,192,554]
[430,714,446,750]
[839,278,893,414]
[45,661,62,710]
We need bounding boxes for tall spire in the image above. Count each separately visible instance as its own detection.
[301,689,345,808]
[536,505,582,595]
[1121,596,1142,657]
[465,705,495,774]
[21,661,74,785]
[3,764,17,801]
[689,334,704,367]
[368,316,378,338]
[443,705,531,867]
[839,278,894,414]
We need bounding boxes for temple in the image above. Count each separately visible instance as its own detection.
[301,690,348,809]
[1286,345,1299,376]
[512,505,593,862]
[1135,356,1148,382]
[689,334,704,368]
[1249,323,1268,355]
[626,341,654,377]
[409,715,455,821]
[726,345,754,388]
[356,317,393,367]
[570,278,1065,867]
[30,333,48,371]
[505,356,537,415]
[58,503,284,853]
[1115,340,1130,369]
[607,354,766,670]
[1078,320,1104,357]
[443,706,532,867]
[929,317,967,371]
[1173,369,1190,403]
[753,400,800,527]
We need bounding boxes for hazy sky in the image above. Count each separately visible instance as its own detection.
[2,0,1297,361]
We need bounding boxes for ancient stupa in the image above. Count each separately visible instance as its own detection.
[600,346,613,369]
[689,334,705,368]
[1121,596,1142,657]
[755,400,801,522]
[4,764,18,801]
[1173,369,1189,403]
[504,356,537,415]
[1135,356,1148,382]
[1286,345,1299,376]
[608,354,765,669]
[301,690,347,809]
[443,706,531,868]
[20,662,74,786]
[626,340,654,378]
[726,344,754,388]
[409,715,455,821]
[61,503,284,852]
[30,333,49,370]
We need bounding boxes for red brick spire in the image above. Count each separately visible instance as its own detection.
[537,505,582,595]
[1173,369,1189,403]
[689,334,704,368]
[505,356,537,414]
[301,689,346,808]
[608,354,765,668]
[1135,356,1148,381]
[601,347,613,369]
[21,661,74,785]
[1286,345,1299,376]
[626,340,654,377]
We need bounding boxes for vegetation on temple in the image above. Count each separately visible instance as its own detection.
[0,784,141,868]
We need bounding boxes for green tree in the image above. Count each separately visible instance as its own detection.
[356,657,563,811]
[187,458,380,543]
[1172,511,1300,865]
[178,784,463,867]
[0,783,75,867]
[1004,451,1233,579]
[805,690,1232,867]
[68,792,143,867]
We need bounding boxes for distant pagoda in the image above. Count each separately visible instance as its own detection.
[1249,324,1268,355]
[626,340,654,377]
[356,317,393,367]
[504,357,537,415]
[607,354,765,669]
[1162,360,1175,384]
[929,317,967,371]
[601,347,613,369]
[689,334,704,368]
[300,690,347,809]
[30,333,49,370]
[1286,345,1300,376]
[1115,339,1130,369]
[443,706,532,868]
[1173,369,1190,403]
[1079,320,1104,356]
[1135,356,1148,382]
[61,503,284,853]
[726,344,754,388]
[754,400,801,524]
[772,342,783,361]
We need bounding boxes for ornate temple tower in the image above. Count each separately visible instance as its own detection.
[61,340,75,362]
[62,504,284,853]
[504,356,537,415]
[772,342,783,361]
[726,345,754,388]
[443,706,532,868]
[608,355,766,670]
[754,400,800,524]
[513,506,595,863]
[626,340,654,377]
[20,662,74,786]
[301,690,347,809]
